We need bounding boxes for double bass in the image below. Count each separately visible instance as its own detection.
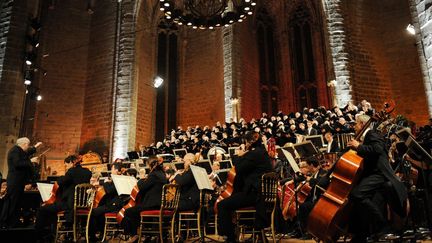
[307,100,395,242]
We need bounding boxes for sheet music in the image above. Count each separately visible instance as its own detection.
[111,174,138,195]
[37,182,54,202]
[281,149,301,173]
[190,165,214,191]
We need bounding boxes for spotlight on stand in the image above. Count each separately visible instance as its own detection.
[24,70,32,86]
[153,76,164,88]
[407,24,415,35]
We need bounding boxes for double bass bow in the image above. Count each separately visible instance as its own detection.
[307,100,395,242]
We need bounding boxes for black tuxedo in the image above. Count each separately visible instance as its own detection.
[217,144,272,241]
[175,169,200,211]
[326,140,340,153]
[350,130,407,239]
[0,145,36,227]
[306,127,318,136]
[35,164,91,239]
[122,170,167,236]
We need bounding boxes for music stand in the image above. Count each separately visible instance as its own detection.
[196,160,212,174]
[218,160,232,169]
[189,165,216,242]
[127,151,139,160]
[304,135,325,149]
[172,162,185,171]
[228,147,238,159]
[173,148,187,159]
[293,141,319,159]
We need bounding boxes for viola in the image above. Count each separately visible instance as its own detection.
[116,185,141,224]
[213,166,236,214]
[307,100,395,242]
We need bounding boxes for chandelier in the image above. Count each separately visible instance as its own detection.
[159,0,257,29]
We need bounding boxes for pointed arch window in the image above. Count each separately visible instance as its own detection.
[289,6,317,110]
[257,10,279,115]
[155,22,178,142]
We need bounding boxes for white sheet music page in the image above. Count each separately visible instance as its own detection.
[190,165,214,191]
[37,182,54,202]
[111,174,138,195]
[282,148,301,173]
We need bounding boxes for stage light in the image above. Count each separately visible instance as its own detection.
[36,94,42,101]
[407,24,415,35]
[153,76,164,88]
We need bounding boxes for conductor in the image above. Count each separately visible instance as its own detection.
[0,137,42,228]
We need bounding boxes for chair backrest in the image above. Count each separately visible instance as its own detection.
[260,172,279,207]
[74,183,96,210]
[161,184,180,212]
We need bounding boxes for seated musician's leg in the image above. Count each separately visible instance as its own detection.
[121,206,141,237]
[88,205,107,241]
[217,192,256,242]
[350,174,387,241]
[35,203,63,240]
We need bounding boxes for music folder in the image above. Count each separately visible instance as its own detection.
[190,165,214,191]
[37,182,54,202]
[279,148,301,174]
[111,174,138,195]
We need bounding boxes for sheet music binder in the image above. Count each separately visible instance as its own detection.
[111,174,138,195]
[190,165,214,191]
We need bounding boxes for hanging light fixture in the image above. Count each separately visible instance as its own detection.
[159,0,256,29]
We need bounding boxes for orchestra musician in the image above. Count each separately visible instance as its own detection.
[121,156,167,243]
[169,153,200,211]
[324,130,340,153]
[88,163,128,242]
[35,154,92,241]
[217,131,272,243]
[0,137,42,229]
[347,115,408,242]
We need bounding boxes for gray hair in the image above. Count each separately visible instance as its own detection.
[356,114,370,124]
[16,137,30,146]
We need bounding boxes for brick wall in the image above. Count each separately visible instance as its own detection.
[177,29,225,127]
[133,2,158,148]
[343,0,428,124]
[80,0,116,155]
[35,0,90,171]
[0,0,32,176]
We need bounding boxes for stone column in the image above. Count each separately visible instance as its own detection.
[0,0,28,176]
[322,0,352,107]
[111,0,137,160]
[409,0,432,117]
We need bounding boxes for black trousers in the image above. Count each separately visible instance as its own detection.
[121,205,158,236]
[217,191,257,241]
[350,173,387,238]
[0,184,24,227]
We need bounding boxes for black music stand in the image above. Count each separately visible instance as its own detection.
[189,165,219,242]
[404,136,432,231]
[278,149,308,238]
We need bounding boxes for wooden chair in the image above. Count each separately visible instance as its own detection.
[138,184,181,243]
[55,183,96,243]
[234,172,279,242]
[177,190,209,240]
[101,212,124,242]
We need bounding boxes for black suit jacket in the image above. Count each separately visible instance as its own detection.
[357,130,407,215]
[57,165,92,211]
[175,169,200,210]
[307,128,318,136]
[6,145,36,186]
[232,144,273,194]
[327,140,340,153]
[137,170,167,209]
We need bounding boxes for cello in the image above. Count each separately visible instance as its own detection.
[307,100,395,242]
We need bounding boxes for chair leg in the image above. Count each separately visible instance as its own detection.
[73,213,77,242]
[138,217,143,243]
[170,216,176,243]
[271,210,276,243]
[197,212,202,238]
[86,212,92,243]
[102,217,108,242]
[159,216,163,243]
